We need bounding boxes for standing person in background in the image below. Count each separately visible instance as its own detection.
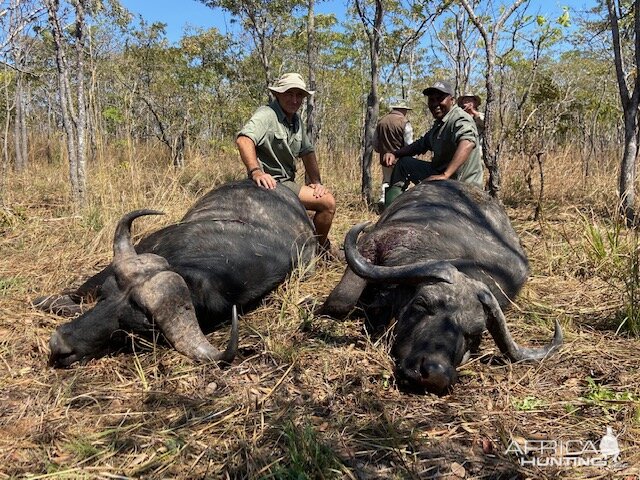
[382,80,483,208]
[373,100,413,207]
[457,92,484,135]
[236,72,341,261]
[458,92,485,165]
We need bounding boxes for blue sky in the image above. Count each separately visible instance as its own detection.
[120,0,227,40]
[119,0,595,44]
[119,0,344,42]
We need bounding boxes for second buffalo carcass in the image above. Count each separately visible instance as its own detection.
[36,180,317,367]
[319,179,562,395]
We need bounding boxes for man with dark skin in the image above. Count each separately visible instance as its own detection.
[237,73,338,257]
[383,80,483,207]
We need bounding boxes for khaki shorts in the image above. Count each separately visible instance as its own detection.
[280,179,301,195]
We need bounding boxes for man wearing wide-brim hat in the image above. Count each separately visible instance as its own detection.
[236,72,339,260]
[382,80,483,207]
[457,92,485,133]
[373,98,414,206]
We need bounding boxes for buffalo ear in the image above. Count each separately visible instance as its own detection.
[32,294,86,317]
[132,270,238,363]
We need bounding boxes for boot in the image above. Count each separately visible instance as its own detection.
[384,186,403,208]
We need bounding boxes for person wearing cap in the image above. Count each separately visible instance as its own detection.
[236,72,338,258]
[457,93,485,134]
[382,80,483,207]
[373,99,414,206]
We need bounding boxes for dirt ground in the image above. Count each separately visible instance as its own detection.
[1,155,639,479]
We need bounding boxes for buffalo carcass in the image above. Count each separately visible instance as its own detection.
[319,179,562,395]
[36,180,317,367]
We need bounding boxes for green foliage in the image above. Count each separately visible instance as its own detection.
[0,277,26,296]
[81,206,104,232]
[582,377,637,416]
[0,0,625,184]
[531,73,561,104]
[563,403,579,415]
[583,217,640,335]
[557,7,571,28]
[66,437,100,460]
[102,106,124,135]
[272,419,343,479]
[512,396,546,411]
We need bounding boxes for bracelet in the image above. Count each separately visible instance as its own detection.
[247,167,262,178]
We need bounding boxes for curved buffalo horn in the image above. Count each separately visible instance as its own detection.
[113,209,164,260]
[112,210,170,286]
[344,222,457,284]
[112,209,237,363]
[478,286,563,362]
[132,271,238,363]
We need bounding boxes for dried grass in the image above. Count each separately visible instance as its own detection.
[1,144,639,479]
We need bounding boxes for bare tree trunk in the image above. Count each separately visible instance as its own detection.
[607,0,640,225]
[13,74,28,171]
[482,54,501,197]
[46,0,78,198]
[74,0,87,199]
[87,28,100,162]
[306,0,318,144]
[8,1,31,173]
[172,114,188,168]
[355,0,383,205]
[619,107,639,223]
[1,65,9,205]
[458,0,527,198]
[45,0,88,203]
[433,3,479,93]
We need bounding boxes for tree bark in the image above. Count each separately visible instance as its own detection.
[607,0,640,225]
[74,0,87,200]
[306,0,318,144]
[45,0,88,204]
[1,64,10,205]
[355,0,383,205]
[13,73,28,171]
[8,0,32,173]
[458,0,527,198]
[618,108,638,224]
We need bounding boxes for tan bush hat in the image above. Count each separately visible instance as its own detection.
[390,99,412,110]
[459,92,481,106]
[268,73,315,96]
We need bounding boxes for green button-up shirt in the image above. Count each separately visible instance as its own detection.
[409,105,483,186]
[237,100,315,182]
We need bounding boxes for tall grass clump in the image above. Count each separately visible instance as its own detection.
[582,213,640,335]
[271,418,344,479]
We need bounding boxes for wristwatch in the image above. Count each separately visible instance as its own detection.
[247,167,262,178]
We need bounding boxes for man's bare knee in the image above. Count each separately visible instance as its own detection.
[321,194,336,215]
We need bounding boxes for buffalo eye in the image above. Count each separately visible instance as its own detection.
[411,297,435,315]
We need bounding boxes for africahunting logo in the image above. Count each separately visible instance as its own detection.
[505,427,621,467]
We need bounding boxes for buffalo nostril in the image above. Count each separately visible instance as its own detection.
[49,330,74,362]
[420,358,452,394]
